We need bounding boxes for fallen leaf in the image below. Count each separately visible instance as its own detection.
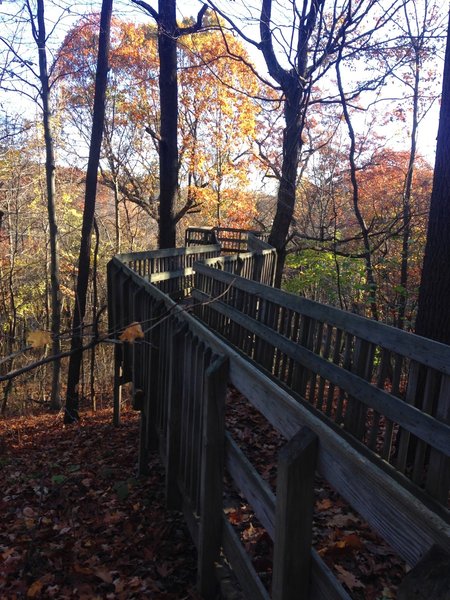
[328,513,359,527]
[73,563,93,575]
[316,498,333,511]
[342,533,364,550]
[335,564,365,591]
[27,579,44,598]
[94,568,113,584]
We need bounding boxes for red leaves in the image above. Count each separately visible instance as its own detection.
[0,409,198,599]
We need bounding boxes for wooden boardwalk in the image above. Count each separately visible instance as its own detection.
[108,227,449,599]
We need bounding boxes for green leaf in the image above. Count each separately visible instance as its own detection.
[51,474,67,485]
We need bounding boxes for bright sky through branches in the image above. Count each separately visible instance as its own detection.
[0,0,445,164]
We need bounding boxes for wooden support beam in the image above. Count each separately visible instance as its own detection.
[272,427,318,600]
[197,356,228,598]
[165,324,188,509]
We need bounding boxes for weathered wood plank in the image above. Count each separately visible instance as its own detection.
[272,427,318,600]
[119,244,220,263]
[426,375,450,504]
[165,324,187,510]
[197,356,228,598]
[225,432,276,538]
[310,549,352,600]
[221,518,270,600]
[193,263,450,374]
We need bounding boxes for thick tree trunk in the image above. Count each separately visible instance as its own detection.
[64,0,113,423]
[158,0,178,249]
[268,83,303,287]
[415,13,450,344]
[36,0,61,410]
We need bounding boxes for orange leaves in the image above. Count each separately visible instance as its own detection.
[27,575,53,598]
[119,322,144,343]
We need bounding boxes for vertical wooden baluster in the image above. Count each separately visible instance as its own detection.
[272,427,318,600]
[426,374,450,503]
[197,356,228,598]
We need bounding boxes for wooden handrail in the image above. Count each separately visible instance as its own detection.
[108,237,450,598]
[194,262,450,374]
[108,256,450,570]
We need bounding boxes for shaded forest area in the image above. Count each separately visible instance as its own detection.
[0,401,407,599]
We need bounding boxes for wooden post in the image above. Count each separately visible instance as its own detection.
[165,324,188,509]
[253,252,264,283]
[197,356,229,599]
[108,261,123,428]
[426,374,450,503]
[113,344,122,427]
[272,427,318,600]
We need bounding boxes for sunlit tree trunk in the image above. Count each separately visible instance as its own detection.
[132,0,207,248]
[35,0,62,409]
[158,0,178,248]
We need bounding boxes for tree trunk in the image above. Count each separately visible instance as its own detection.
[268,81,303,287]
[415,12,450,344]
[336,46,378,320]
[65,0,113,423]
[397,52,420,330]
[158,0,178,249]
[36,0,62,410]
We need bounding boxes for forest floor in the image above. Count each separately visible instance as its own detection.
[0,401,406,600]
[0,408,199,599]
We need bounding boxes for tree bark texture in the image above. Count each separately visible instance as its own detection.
[157,0,178,248]
[36,0,62,410]
[415,12,450,344]
[260,0,321,286]
[65,0,113,423]
[268,87,303,286]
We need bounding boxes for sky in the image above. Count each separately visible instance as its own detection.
[0,0,445,165]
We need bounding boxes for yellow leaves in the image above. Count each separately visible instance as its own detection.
[27,330,52,349]
[119,322,144,343]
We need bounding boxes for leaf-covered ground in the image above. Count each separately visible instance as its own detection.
[0,409,200,599]
[0,400,407,599]
[224,389,407,599]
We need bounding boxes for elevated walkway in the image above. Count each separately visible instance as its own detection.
[107,227,449,599]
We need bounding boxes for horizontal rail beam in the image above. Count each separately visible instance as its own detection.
[193,289,450,456]
[194,263,450,374]
[108,258,450,567]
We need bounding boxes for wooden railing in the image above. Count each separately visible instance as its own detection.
[201,249,276,287]
[107,241,450,600]
[193,263,450,507]
[184,227,219,247]
[117,244,220,298]
[185,226,269,254]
